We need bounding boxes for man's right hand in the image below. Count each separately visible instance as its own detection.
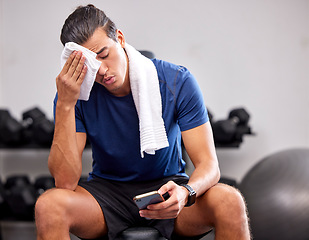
[56,51,87,108]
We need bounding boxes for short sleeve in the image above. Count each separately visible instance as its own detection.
[74,101,86,133]
[175,67,209,131]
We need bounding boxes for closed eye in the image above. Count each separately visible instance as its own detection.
[99,54,109,60]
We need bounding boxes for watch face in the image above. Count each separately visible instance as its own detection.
[187,192,196,206]
[181,184,196,207]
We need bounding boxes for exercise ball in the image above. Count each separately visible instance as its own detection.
[239,148,309,240]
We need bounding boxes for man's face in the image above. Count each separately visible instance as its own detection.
[82,28,130,97]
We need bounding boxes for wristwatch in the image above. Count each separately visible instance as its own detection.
[180,184,196,207]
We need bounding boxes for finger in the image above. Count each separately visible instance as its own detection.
[140,208,178,220]
[72,55,86,81]
[76,64,87,86]
[147,200,167,210]
[158,181,176,196]
[61,51,77,75]
[67,51,83,77]
[147,194,177,210]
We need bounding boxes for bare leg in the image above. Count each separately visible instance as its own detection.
[175,183,251,240]
[35,186,107,240]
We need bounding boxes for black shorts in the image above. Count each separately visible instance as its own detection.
[79,175,211,240]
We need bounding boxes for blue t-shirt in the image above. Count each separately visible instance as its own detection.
[54,59,209,182]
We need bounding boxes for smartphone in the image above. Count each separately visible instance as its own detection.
[133,191,165,210]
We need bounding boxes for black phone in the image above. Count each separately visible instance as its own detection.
[133,191,168,210]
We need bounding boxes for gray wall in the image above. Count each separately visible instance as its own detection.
[0,0,2,105]
[0,0,308,182]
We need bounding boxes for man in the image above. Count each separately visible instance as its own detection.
[35,4,251,240]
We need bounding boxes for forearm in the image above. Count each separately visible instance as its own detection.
[48,50,87,190]
[187,157,220,197]
[48,103,82,190]
[150,156,220,220]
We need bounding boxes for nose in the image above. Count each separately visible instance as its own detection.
[98,62,108,76]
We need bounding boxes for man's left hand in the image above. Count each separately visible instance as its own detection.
[139,181,189,219]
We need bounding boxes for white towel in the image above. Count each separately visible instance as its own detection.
[125,43,169,158]
[60,42,101,101]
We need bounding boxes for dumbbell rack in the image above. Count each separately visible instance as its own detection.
[0,147,50,181]
[0,145,92,240]
[0,146,43,240]
[0,143,92,178]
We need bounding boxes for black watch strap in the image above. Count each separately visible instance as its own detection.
[180,184,196,207]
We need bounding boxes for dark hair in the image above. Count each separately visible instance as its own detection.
[60,4,117,45]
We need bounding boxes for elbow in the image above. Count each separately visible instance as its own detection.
[212,159,221,185]
[48,161,81,191]
[54,177,79,191]
[215,165,221,184]
[52,167,81,191]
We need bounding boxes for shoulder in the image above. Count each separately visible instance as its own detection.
[151,59,200,98]
[151,58,191,84]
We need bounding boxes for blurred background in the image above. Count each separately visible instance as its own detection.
[0,0,308,181]
[0,0,308,239]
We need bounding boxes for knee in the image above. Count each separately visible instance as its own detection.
[36,189,61,217]
[35,188,71,227]
[210,184,248,225]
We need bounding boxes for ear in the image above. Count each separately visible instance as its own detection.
[116,29,125,47]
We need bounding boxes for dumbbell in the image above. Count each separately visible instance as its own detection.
[212,108,251,144]
[0,109,23,145]
[4,175,37,220]
[22,107,54,146]
[34,176,55,195]
[0,179,11,219]
[5,175,56,219]
[229,108,252,140]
